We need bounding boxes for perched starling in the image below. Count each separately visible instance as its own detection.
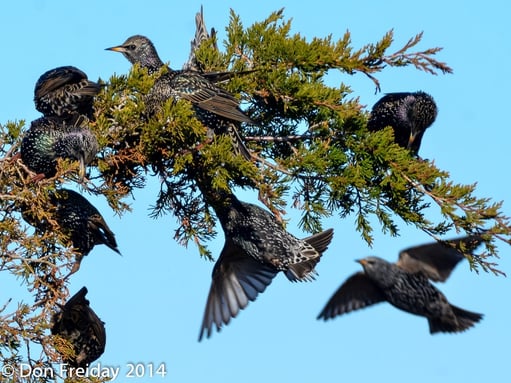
[182,5,217,72]
[317,235,484,334]
[367,91,437,156]
[22,189,120,275]
[199,192,334,340]
[106,35,253,160]
[20,116,99,180]
[34,66,101,121]
[52,287,106,368]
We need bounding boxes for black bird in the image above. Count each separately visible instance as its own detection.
[52,287,106,368]
[22,189,120,275]
[317,235,484,334]
[20,116,99,180]
[34,66,101,121]
[106,35,253,160]
[367,91,437,156]
[199,191,334,340]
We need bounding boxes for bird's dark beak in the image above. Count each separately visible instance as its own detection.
[105,45,126,52]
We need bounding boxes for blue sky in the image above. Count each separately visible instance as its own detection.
[2,1,510,382]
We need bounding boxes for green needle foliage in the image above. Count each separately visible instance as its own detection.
[0,8,509,382]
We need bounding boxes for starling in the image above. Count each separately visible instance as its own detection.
[34,66,101,121]
[199,191,334,340]
[22,189,120,275]
[106,35,253,160]
[367,91,437,156]
[182,5,218,72]
[317,235,484,334]
[20,116,99,180]
[52,287,106,368]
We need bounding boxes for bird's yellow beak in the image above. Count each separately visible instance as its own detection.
[105,45,125,52]
[407,132,417,149]
[356,259,367,266]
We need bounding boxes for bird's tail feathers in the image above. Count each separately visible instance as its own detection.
[303,228,334,254]
[429,305,483,334]
[285,262,318,282]
[89,215,121,255]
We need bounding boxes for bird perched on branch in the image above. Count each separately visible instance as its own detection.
[106,34,253,160]
[52,287,106,368]
[198,190,334,340]
[317,235,484,334]
[22,189,120,276]
[20,116,99,181]
[34,66,101,121]
[367,91,437,156]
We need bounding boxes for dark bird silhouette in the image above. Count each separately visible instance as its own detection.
[52,287,106,368]
[367,91,437,156]
[34,66,101,121]
[317,235,484,334]
[199,191,334,340]
[22,189,120,276]
[20,116,99,180]
[106,35,253,160]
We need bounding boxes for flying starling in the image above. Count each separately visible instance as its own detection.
[20,116,99,180]
[34,66,101,121]
[22,188,120,275]
[106,35,253,160]
[367,91,437,156]
[199,191,334,340]
[317,235,484,334]
[52,287,106,368]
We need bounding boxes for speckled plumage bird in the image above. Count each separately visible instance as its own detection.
[367,91,437,156]
[34,66,101,121]
[52,287,106,368]
[106,35,253,160]
[22,189,120,275]
[317,235,484,334]
[20,116,99,180]
[199,191,334,340]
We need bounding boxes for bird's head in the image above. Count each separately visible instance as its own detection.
[106,35,163,70]
[356,256,395,282]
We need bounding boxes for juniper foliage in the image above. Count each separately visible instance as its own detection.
[0,9,509,383]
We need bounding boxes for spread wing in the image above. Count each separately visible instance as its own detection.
[317,272,385,321]
[198,239,278,341]
[397,234,484,282]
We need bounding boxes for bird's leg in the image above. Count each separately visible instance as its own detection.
[63,258,83,280]
[30,173,47,183]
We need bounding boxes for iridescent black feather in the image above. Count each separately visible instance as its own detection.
[52,287,106,368]
[106,35,253,160]
[20,116,98,179]
[34,66,101,121]
[367,91,437,156]
[199,191,334,340]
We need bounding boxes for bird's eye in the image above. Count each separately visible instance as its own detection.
[127,44,136,50]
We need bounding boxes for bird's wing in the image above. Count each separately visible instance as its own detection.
[198,240,278,341]
[397,234,484,282]
[35,66,87,98]
[171,72,254,123]
[63,286,89,309]
[317,272,385,320]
